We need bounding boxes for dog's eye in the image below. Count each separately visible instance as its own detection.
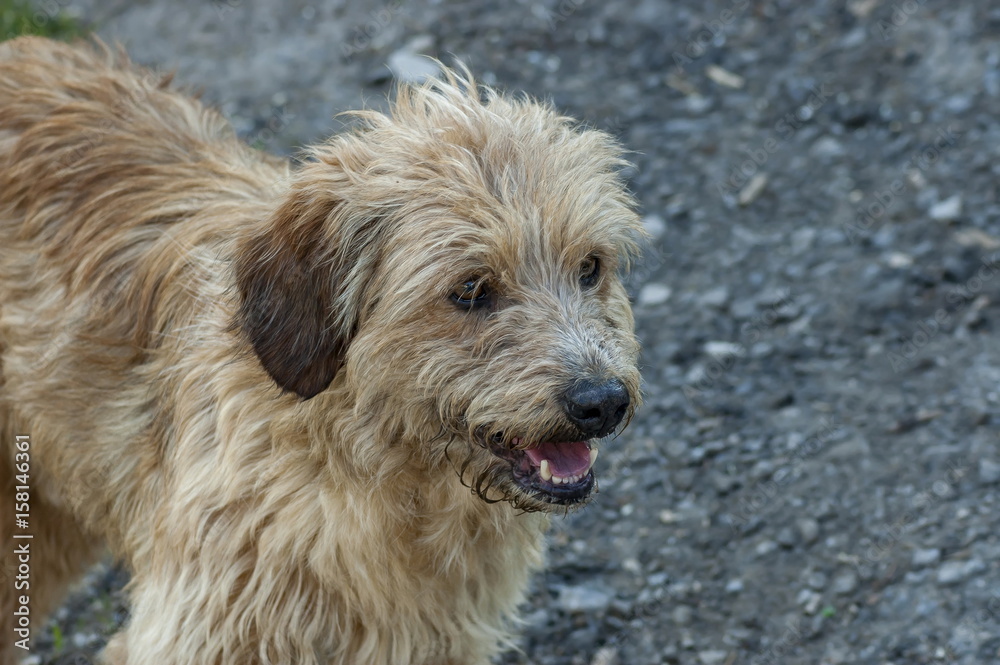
[579,256,600,288]
[451,279,491,309]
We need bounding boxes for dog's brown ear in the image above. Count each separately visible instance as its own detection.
[234,169,375,399]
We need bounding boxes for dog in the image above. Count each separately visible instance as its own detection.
[0,37,644,665]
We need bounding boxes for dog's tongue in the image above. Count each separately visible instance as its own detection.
[524,441,592,477]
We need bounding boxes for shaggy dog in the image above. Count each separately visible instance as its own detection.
[0,37,643,665]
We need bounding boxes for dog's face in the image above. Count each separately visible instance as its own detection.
[236,70,645,513]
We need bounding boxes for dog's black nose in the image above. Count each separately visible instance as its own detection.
[564,379,630,438]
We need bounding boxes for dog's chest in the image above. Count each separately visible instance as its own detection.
[308,488,549,662]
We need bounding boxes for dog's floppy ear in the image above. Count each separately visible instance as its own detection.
[234,162,382,399]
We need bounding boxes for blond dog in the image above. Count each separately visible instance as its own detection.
[0,37,643,665]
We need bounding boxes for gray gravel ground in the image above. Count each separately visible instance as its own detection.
[17,1,1000,664]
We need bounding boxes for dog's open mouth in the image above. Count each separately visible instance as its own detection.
[488,436,598,505]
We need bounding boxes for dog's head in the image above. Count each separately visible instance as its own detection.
[235,68,645,513]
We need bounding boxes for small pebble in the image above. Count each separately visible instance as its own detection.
[699,286,730,308]
[929,194,962,221]
[912,548,941,567]
[697,649,730,665]
[978,459,1000,485]
[811,136,846,159]
[798,590,823,615]
[642,214,666,239]
[797,518,821,545]
[622,557,642,574]
[777,526,797,548]
[638,283,672,306]
[647,572,669,587]
[706,65,744,89]
[659,509,680,524]
[831,570,858,595]
[711,472,739,494]
[557,584,614,613]
[590,646,619,665]
[756,540,778,556]
[672,605,694,625]
[884,251,914,268]
[703,341,745,358]
[665,439,688,459]
[936,559,985,586]
[738,173,768,206]
[806,571,827,590]
[387,49,440,83]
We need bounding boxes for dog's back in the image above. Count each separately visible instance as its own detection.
[0,36,286,317]
[0,38,290,661]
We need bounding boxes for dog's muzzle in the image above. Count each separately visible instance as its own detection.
[476,378,630,507]
[488,436,599,505]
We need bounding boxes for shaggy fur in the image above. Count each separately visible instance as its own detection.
[0,37,643,665]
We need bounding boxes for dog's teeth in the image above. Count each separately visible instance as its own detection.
[540,456,596,485]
